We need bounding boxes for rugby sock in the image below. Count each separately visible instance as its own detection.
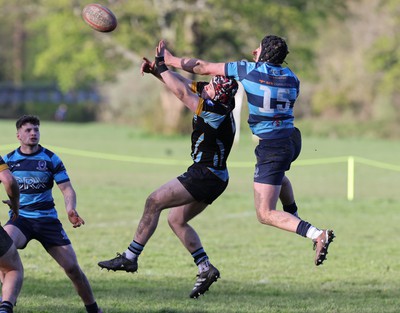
[191,247,209,272]
[0,301,13,313]
[296,220,323,239]
[85,301,99,313]
[283,202,299,217]
[306,227,323,240]
[296,220,312,237]
[125,240,144,260]
[198,259,210,273]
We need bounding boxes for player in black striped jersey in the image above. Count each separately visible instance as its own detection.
[98,41,238,299]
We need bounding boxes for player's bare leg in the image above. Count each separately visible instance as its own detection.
[0,245,23,311]
[254,182,334,265]
[254,182,300,231]
[168,203,220,298]
[280,176,299,217]
[47,245,101,311]
[98,178,195,273]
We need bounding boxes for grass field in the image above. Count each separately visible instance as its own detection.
[0,119,399,313]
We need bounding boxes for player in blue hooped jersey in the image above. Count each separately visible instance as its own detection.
[163,35,335,267]
[98,41,238,299]
[2,115,103,313]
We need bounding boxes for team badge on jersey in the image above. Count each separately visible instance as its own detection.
[37,160,47,171]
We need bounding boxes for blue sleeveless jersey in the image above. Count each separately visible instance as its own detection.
[225,61,300,139]
[3,146,70,219]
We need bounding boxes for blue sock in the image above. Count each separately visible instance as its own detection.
[128,240,144,256]
[0,301,14,313]
[191,247,208,265]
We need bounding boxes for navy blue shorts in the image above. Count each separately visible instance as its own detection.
[177,164,229,204]
[6,216,71,250]
[254,127,302,185]
[0,226,13,257]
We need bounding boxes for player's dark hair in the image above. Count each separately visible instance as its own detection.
[16,115,40,129]
[258,35,289,64]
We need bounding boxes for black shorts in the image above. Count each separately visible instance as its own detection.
[177,164,229,204]
[254,127,302,185]
[0,226,13,257]
[6,216,71,250]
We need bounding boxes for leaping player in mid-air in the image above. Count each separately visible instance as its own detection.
[161,35,335,266]
[98,41,239,298]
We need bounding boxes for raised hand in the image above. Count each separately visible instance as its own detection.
[141,57,156,76]
[156,40,166,57]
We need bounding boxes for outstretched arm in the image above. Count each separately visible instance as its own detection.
[141,57,192,86]
[156,41,200,112]
[163,42,225,76]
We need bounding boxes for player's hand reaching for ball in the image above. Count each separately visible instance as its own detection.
[158,40,173,65]
[68,209,85,228]
[156,40,166,57]
[141,57,156,76]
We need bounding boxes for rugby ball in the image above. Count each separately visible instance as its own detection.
[82,3,117,32]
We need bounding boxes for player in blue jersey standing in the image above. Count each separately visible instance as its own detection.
[0,157,23,313]
[162,36,335,266]
[98,42,238,298]
[2,115,103,313]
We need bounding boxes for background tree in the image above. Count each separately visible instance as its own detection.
[0,0,398,137]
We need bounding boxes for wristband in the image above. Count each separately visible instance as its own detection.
[155,56,168,74]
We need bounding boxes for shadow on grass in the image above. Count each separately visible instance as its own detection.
[16,274,400,313]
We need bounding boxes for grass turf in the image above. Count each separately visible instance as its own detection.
[0,120,399,312]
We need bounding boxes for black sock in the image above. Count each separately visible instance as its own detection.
[283,202,298,215]
[85,301,99,313]
[296,220,312,237]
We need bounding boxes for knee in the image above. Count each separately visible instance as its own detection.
[167,214,183,231]
[256,209,273,225]
[63,263,82,279]
[144,192,162,213]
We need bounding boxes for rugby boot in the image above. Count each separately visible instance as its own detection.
[189,263,220,298]
[98,253,138,273]
[313,229,335,266]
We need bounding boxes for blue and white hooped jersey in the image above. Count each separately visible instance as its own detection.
[3,145,70,219]
[225,61,300,139]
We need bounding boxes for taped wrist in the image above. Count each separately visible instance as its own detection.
[155,56,168,74]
